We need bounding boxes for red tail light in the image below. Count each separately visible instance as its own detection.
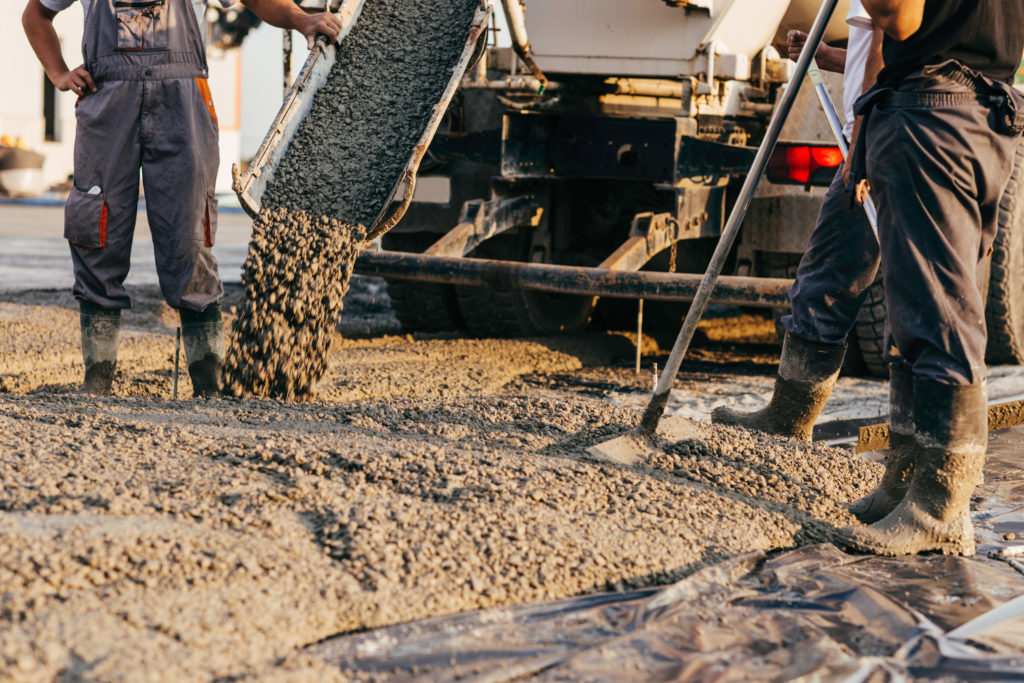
[766,143,844,186]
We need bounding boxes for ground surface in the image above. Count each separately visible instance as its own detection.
[3,203,1024,680]
[0,281,891,681]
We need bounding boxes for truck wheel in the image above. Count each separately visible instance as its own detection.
[986,141,1024,365]
[854,279,889,378]
[387,280,464,333]
[457,286,596,337]
[455,234,596,337]
[760,251,871,377]
[382,232,465,332]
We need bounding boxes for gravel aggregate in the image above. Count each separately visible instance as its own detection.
[0,294,882,680]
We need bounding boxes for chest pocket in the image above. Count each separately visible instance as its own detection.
[115,0,170,51]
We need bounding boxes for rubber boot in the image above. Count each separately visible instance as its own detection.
[849,362,915,523]
[80,301,121,396]
[839,381,987,557]
[180,303,224,398]
[711,332,846,441]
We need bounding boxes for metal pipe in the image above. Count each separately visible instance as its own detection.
[355,251,792,308]
[461,76,681,99]
[637,0,841,435]
[499,0,548,92]
[460,76,560,92]
[808,58,879,235]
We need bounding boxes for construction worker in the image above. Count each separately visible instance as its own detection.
[21,0,342,396]
[715,0,1024,557]
[837,0,1024,556]
[713,3,885,443]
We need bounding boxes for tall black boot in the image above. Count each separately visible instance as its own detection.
[180,303,224,398]
[839,381,987,557]
[711,332,846,441]
[80,301,121,396]
[849,362,915,523]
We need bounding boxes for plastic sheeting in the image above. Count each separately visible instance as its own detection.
[310,428,1024,681]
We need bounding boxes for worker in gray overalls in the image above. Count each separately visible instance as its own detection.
[719,0,1024,556]
[22,0,342,396]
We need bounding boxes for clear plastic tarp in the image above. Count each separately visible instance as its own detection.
[311,428,1024,681]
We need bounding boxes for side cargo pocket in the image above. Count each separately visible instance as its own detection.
[203,192,218,247]
[64,187,108,249]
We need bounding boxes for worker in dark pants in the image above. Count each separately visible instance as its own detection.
[714,8,885,444]
[22,0,342,396]
[837,0,1024,556]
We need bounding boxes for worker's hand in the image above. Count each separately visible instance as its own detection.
[52,65,97,97]
[787,30,845,72]
[297,11,343,49]
[854,179,871,205]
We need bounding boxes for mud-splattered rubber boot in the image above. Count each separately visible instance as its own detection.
[711,332,846,441]
[839,381,987,557]
[80,301,121,396]
[180,303,224,398]
[849,362,915,523]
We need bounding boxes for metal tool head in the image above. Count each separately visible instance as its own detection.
[587,431,657,467]
[587,415,700,467]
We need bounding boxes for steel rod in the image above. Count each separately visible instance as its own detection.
[172,327,181,401]
[355,251,792,308]
[808,59,880,235]
[637,0,842,435]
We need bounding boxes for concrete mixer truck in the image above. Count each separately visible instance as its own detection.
[359,0,1024,375]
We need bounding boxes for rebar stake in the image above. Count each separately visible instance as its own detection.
[173,327,181,401]
[635,299,644,375]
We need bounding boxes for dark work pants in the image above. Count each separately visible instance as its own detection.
[782,167,880,347]
[866,71,1016,386]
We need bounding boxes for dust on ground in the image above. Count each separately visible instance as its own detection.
[0,284,882,681]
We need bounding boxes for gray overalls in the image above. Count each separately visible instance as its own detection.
[65,0,223,312]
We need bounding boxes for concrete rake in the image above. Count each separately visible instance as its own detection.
[589,0,843,465]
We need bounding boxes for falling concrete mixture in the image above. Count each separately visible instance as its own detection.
[222,208,365,400]
[225,0,480,399]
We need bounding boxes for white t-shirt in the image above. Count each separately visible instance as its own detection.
[40,0,233,45]
[843,0,874,139]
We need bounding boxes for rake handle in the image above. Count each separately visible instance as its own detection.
[638,0,842,436]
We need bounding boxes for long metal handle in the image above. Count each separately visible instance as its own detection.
[637,0,842,435]
[808,59,880,236]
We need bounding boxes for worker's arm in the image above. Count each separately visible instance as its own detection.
[22,0,97,97]
[241,0,343,48]
[787,30,847,72]
[844,25,885,193]
[861,0,926,41]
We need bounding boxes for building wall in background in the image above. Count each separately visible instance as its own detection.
[0,2,242,194]
[0,2,82,189]
[1,3,514,193]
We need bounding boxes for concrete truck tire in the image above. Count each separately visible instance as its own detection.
[454,233,596,338]
[383,233,465,333]
[854,279,888,378]
[387,280,465,333]
[856,140,1024,374]
[986,140,1024,365]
